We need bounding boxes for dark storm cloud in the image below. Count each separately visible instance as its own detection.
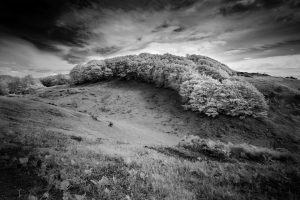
[152,21,171,32]
[173,26,185,33]
[275,13,296,23]
[254,39,300,52]
[219,0,300,15]
[0,0,85,47]
[62,46,121,64]
[62,48,90,64]
[224,38,300,60]
[0,0,201,62]
[151,20,187,33]
[219,0,283,15]
[93,46,121,55]
[72,0,200,11]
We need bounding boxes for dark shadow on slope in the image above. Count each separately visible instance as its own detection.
[0,144,63,200]
[145,146,200,162]
[145,144,300,200]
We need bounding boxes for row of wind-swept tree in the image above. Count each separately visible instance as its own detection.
[69,53,268,118]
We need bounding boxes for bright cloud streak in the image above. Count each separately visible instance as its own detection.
[228,54,300,78]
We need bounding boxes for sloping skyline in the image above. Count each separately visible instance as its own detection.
[0,0,300,77]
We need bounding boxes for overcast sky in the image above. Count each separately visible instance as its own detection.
[0,0,300,77]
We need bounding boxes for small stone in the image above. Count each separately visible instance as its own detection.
[99,176,109,185]
[84,168,93,176]
[104,188,110,194]
[139,172,146,179]
[71,159,76,165]
[42,192,49,199]
[74,194,85,200]
[19,157,28,166]
[60,180,70,191]
[27,195,38,200]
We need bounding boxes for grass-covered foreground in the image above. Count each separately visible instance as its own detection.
[1,123,299,200]
[1,75,300,199]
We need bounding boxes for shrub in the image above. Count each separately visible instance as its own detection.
[180,74,223,117]
[186,54,235,78]
[70,61,113,84]
[223,78,268,117]
[7,77,21,94]
[69,53,268,117]
[2,75,39,94]
[104,53,196,88]
[285,76,297,80]
[69,64,85,85]
[21,75,35,87]
[179,75,268,117]
[40,74,70,87]
[85,60,113,81]
[0,82,9,95]
[194,64,230,80]
[40,76,54,87]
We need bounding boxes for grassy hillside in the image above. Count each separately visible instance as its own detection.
[34,79,300,152]
[0,54,299,199]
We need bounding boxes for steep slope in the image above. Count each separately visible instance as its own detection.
[34,79,300,153]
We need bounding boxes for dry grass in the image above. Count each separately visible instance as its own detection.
[0,126,159,199]
[1,124,299,200]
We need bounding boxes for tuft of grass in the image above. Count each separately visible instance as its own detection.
[133,146,300,200]
[178,135,295,162]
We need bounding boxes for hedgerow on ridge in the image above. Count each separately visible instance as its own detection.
[69,53,268,118]
[0,75,41,95]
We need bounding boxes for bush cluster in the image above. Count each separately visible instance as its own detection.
[0,75,39,95]
[40,74,70,87]
[69,53,268,117]
[186,54,235,80]
[0,82,9,95]
[69,60,113,85]
[180,75,268,117]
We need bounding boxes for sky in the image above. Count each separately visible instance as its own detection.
[0,0,300,78]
